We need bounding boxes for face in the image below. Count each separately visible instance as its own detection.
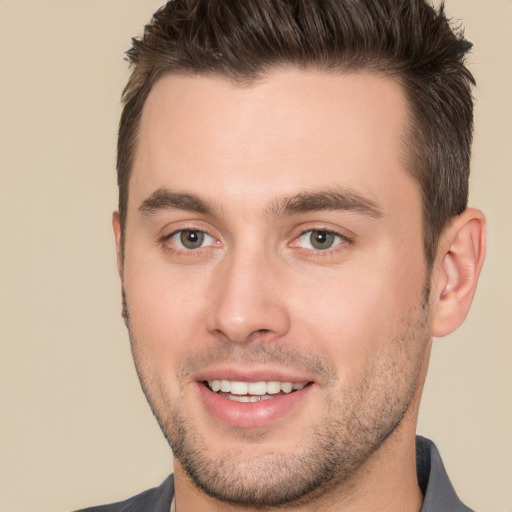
[117,69,432,507]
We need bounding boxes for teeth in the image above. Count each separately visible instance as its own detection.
[227,394,274,403]
[280,382,293,393]
[207,379,308,396]
[266,381,281,394]
[230,381,248,395]
[247,381,266,395]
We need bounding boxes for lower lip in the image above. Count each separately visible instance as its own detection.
[197,382,312,428]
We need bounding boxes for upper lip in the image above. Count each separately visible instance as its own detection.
[192,365,316,384]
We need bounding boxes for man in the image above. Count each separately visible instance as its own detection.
[78,0,486,510]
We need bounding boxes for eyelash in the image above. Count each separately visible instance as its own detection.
[159,228,219,254]
[291,228,352,256]
[159,227,352,256]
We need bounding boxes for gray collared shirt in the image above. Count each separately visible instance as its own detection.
[417,436,475,511]
[76,436,474,511]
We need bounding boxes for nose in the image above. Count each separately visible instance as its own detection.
[205,249,291,344]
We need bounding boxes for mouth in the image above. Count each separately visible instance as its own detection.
[203,379,310,402]
[196,370,315,428]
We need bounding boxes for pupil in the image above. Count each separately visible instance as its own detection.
[311,230,334,250]
[181,230,204,249]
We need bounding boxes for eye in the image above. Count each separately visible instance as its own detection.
[296,230,346,251]
[168,229,216,250]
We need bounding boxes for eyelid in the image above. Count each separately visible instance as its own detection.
[289,226,353,252]
[170,230,215,249]
[159,225,222,253]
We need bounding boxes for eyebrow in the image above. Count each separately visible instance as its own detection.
[267,190,383,220]
[138,188,214,216]
[138,187,383,220]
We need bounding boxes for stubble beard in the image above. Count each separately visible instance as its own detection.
[126,291,431,508]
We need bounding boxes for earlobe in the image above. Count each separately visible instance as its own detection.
[431,208,486,338]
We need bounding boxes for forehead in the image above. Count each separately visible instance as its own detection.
[130,68,417,216]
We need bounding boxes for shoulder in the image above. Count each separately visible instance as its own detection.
[74,475,174,512]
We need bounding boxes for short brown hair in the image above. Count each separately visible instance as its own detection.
[118,0,475,267]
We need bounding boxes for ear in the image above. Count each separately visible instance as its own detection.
[430,208,486,337]
[113,212,130,324]
[112,211,124,279]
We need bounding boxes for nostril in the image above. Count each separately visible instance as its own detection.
[255,329,271,335]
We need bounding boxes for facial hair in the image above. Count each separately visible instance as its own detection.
[125,290,431,508]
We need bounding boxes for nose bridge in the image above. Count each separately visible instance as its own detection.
[205,243,290,343]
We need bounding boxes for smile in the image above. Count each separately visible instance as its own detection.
[197,373,315,428]
[205,380,309,402]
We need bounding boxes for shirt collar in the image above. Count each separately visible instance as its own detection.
[416,436,474,512]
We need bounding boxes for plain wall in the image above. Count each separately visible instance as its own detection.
[0,1,511,511]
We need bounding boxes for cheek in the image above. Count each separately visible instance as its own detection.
[123,253,211,364]
[288,254,427,381]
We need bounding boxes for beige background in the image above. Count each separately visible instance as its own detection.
[0,0,511,511]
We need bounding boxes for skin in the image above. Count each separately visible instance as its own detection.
[114,69,486,512]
